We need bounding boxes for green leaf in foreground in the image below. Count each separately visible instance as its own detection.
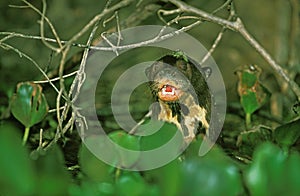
[69,181,116,196]
[0,125,35,196]
[80,130,140,172]
[273,118,300,148]
[116,172,148,196]
[79,140,115,183]
[34,145,71,196]
[144,159,181,196]
[245,142,300,196]
[180,143,244,196]
[109,130,141,168]
[139,121,180,150]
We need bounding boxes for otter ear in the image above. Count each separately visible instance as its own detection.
[202,67,212,79]
[145,66,152,79]
[145,61,164,79]
[186,56,211,79]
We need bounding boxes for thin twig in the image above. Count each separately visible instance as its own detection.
[200,2,235,65]
[39,0,61,51]
[60,0,136,52]
[115,11,123,47]
[101,32,119,56]
[39,129,43,148]
[43,17,98,149]
[48,106,65,113]
[0,32,87,48]
[0,3,159,48]
[103,12,117,27]
[91,20,202,52]
[211,0,233,15]
[56,88,64,132]
[129,110,152,134]
[166,0,238,30]
[58,47,71,118]
[33,71,78,84]
[0,42,62,96]
[60,12,102,143]
[158,8,182,24]
[21,0,63,51]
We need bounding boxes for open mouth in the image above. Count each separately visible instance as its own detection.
[162,85,175,95]
[158,84,182,102]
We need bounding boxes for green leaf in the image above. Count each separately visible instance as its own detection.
[172,50,188,62]
[241,90,260,114]
[10,82,48,128]
[180,146,244,196]
[139,121,181,150]
[116,172,147,196]
[108,130,141,168]
[108,130,140,167]
[245,142,300,196]
[0,124,36,195]
[34,145,71,196]
[69,182,116,196]
[79,141,115,183]
[241,71,258,87]
[137,120,184,170]
[273,118,300,148]
[143,159,181,196]
[236,65,270,116]
[109,131,140,151]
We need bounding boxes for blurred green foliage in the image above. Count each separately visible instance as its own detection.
[2,124,300,195]
[245,142,300,196]
[0,127,70,196]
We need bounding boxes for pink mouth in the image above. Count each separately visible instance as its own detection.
[158,85,181,101]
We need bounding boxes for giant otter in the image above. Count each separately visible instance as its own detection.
[146,52,211,142]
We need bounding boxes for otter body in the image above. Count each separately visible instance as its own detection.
[146,52,211,141]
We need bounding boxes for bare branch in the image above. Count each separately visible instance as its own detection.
[200,2,235,65]
[0,42,62,97]
[21,0,63,51]
[33,71,78,84]
[61,0,136,52]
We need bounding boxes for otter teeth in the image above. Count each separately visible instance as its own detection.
[162,85,175,95]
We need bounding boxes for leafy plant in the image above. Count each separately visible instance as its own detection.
[236,65,271,128]
[10,82,49,145]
